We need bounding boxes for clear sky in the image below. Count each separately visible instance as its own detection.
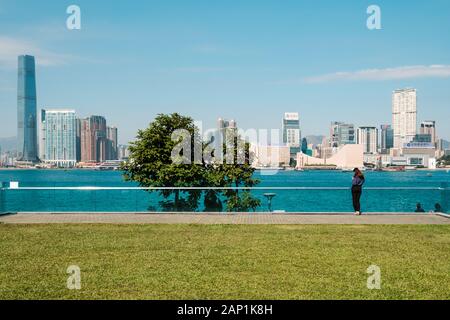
[1,0,449,144]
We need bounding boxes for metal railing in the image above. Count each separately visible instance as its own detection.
[1,183,449,214]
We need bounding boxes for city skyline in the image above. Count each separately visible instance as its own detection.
[1,1,450,144]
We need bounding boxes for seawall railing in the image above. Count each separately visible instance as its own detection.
[0,183,449,214]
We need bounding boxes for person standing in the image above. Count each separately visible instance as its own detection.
[352,168,365,215]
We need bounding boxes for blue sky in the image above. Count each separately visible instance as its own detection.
[1,0,449,144]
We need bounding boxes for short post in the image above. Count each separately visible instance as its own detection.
[441,182,449,214]
[263,193,276,213]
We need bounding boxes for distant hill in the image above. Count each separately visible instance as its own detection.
[304,135,325,146]
[0,137,17,153]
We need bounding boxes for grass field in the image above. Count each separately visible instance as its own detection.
[0,224,449,299]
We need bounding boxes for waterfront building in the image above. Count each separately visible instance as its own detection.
[330,122,355,148]
[38,109,46,160]
[380,124,394,154]
[250,144,290,168]
[41,109,77,167]
[357,126,378,154]
[80,116,107,162]
[106,126,118,160]
[401,141,436,167]
[118,144,130,161]
[392,88,417,149]
[296,144,364,170]
[420,121,437,147]
[282,113,301,161]
[75,118,81,162]
[17,55,39,163]
[413,134,432,143]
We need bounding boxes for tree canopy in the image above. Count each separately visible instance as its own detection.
[121,113,260,212]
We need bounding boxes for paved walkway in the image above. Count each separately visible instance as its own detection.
[0,213,449,224]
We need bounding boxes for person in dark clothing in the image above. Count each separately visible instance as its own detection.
[434,203,442,213]
[415,203,425,213]
[352,168,365,215]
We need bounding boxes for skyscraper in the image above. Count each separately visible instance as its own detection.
[282,112,301,160]
[80,116,107,162]
[106,126,118,160]
[357,126,378,154]
[380,124,394,153]
[17,55,39,162]
[42,109,77,167]
[392,88,417,149]
[330,122,355,147]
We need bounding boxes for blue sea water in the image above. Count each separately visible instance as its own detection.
[0,169,449,213]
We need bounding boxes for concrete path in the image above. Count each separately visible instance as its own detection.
[0,213,449,224]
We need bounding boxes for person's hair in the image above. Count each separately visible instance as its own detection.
[353,168,364,179]
[416,203,422,208]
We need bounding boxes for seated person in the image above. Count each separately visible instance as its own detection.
[415,203,425,213]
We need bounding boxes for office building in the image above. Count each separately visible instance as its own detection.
[118,144,130,161]
[380,124,394,153]
[282,113,301,160]
[75,118,82,162]
[106,126,118,160]
[38,109,46,160]
[217,117,237,142]
[80,116,107,162]
[392,88,417,149]
[41,109,77,167]
[330,122,355,147]
[357,126,378,154]
[17,55,39,162]
[413,134,432,143]
[420,121,437,146]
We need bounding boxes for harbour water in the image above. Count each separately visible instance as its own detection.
[0,169,449,213]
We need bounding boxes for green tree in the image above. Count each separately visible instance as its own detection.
[204,129,261,212]
[121,113,261,212]
[121,113,205,211]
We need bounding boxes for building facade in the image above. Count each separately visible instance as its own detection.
[330,122,355,147]
[106,126,118,160]
[282,112,301,160]
[392,88,417,149]
[42,109,77,167]
[80,116,107,162]
[420,121,437,147]
[17,55,39,162]
[357,126,379,154]
[380,124,394,153]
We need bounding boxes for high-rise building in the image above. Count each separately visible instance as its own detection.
[17,55,39,162]
[75,118,81,162]
[38,109,46,160]
[41,109,77,167]
[420,121,437,147]
[380,124,394,153]
[392,88,417,149]
[357,126,378,154]
[106,126,118,160]
[217,118,237,139]
[118,144,130,161]
[330,122,355,147]
[282,112,301,160]
[80,116,107,162]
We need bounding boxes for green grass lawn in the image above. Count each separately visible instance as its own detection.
[0,224,449,300]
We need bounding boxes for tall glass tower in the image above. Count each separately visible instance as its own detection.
[42,109,77,168]
[17,55,39,162]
